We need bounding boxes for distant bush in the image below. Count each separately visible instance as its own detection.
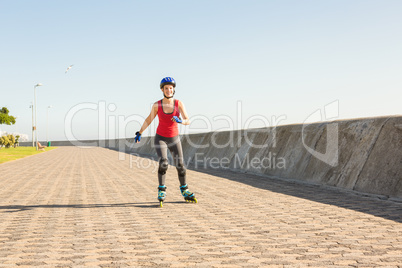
[0,134,16,148]
[0,136,9,148]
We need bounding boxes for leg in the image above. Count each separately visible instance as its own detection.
[168,136,186,186]
[168,136,197,203]
[154,134,169,186]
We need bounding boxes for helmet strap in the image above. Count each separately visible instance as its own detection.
[164,94,172,99]
[163,89,175,99]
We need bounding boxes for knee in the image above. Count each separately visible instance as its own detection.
[176,163,186,177]
[158,158,169,175]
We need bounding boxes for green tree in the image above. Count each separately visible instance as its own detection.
[0,107,16,125]
[15,135,20,148]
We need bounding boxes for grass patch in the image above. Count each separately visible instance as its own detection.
[0,147,57,164]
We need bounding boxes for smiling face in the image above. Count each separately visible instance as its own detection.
[161,84,175,98]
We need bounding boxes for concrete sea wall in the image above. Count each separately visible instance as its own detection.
[20,116,402,199]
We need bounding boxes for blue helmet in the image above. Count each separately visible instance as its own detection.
[160,77,176,89]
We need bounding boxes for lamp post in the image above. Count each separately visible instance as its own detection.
[34,83,43,150]
[47,105,53,145]
[30,103,34,147]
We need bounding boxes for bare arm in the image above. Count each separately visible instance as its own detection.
[139,103,158,134]
[178,100,190,125]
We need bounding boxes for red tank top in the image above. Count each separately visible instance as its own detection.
[156,99,180,137]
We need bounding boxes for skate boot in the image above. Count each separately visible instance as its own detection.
[158,185,167,207]
[180,184,197,203]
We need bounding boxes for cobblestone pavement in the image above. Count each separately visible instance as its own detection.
[0,147,401,267]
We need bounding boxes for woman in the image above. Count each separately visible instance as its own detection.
[134,77,197,207]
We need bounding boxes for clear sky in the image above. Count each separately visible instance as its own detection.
[1,0,401,141]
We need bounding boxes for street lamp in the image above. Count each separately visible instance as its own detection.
[29,103,34,147]
[34,83,43,150]
[47,105,53,145]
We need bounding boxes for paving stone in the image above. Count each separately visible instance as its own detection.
[0,147,401,267]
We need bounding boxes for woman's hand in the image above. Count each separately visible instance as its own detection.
[172,116,183,124]
[134,131,141,143]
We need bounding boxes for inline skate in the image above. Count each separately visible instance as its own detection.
[158,185,167,207]
[180,184,197,203]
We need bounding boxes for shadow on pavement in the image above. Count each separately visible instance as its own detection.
[189,166,402,224]
[0,201,189,213]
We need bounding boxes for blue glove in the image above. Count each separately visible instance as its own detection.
[173,116,182,123]
[134,131,141,143]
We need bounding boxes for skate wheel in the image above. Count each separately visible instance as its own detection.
[194,198,198,203]
[159,201,163,207]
